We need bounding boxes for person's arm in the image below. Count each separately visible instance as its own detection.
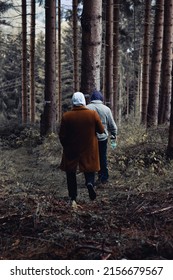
[94,111,105,134]
[107,109,118,137]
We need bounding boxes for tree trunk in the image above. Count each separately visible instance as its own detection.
[118,68,122,125]
[167,73,173,158]
[126,73,130,120]
[104,0,114,109]
[73,0,79,92]
[22,0,27,124]
[159,0,173,125]
[147,0,164,127]
[80,0,102,100]
[141,0,151,125]
[30,0,35,124]
[113,0,119,120]
[41,0,57,135]
[57,0,62,123]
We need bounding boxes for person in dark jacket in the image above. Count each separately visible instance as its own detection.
[87,90,118,185]
[59,92,104,207]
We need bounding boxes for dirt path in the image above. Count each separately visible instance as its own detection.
[0,139,173,260]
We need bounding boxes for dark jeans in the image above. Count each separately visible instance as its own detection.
[98,139,109,182]
[66,171,95,200]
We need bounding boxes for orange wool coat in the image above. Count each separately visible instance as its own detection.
[59,106,104,172]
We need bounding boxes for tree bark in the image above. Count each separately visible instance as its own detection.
[30,0,36,124]
[113,0,119,120]
[80,0,102,100]
[141,0,151,125]
[104,0,114,109]
[147,0,164,127]
[167,73,173,158]
[57,0,62,123]
[41,0,57,135]
[22,0,27,124]
[159,0,173,125]
[73,0,79,92]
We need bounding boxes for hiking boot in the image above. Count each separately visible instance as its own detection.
[87,183,96,200]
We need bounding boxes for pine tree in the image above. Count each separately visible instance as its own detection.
[113,0,120,120]
[141,0,151,125]
[147,0,164,127]
[21,0,28,124]
[30,0,36,124]
[80,0,102,98]
[159,0,173,125]
[41,0,57,135]
[104,0,114,108]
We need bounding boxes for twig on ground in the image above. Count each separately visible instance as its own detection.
[150,206,173,215]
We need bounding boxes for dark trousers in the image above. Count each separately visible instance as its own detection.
[66,171,95,200]
[98,139,109,182]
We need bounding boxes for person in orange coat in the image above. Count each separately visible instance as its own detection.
[59,92,104,206]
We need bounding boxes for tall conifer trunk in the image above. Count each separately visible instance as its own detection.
[141,0,151,125]
[22,0,27,124]
[30,0,35,124]
[147,0,164,127]
[41,0,57,135]
[105,0,114,109]
[80,0,102,100]
[167,73,173,158]
[159,0,173,125]
[57,0,62,123]
[113,0,119,120]
[73,0,79,92]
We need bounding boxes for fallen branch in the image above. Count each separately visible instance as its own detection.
[150,206,173,215]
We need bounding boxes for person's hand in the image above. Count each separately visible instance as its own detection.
[110,135,117,149]
[110,135,116,140]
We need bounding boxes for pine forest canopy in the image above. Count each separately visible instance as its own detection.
[1,0,173,157]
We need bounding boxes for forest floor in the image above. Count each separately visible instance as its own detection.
[0,121,173,260]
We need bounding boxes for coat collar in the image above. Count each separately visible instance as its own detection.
[90,100,103,104]
[72,105,88,111]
